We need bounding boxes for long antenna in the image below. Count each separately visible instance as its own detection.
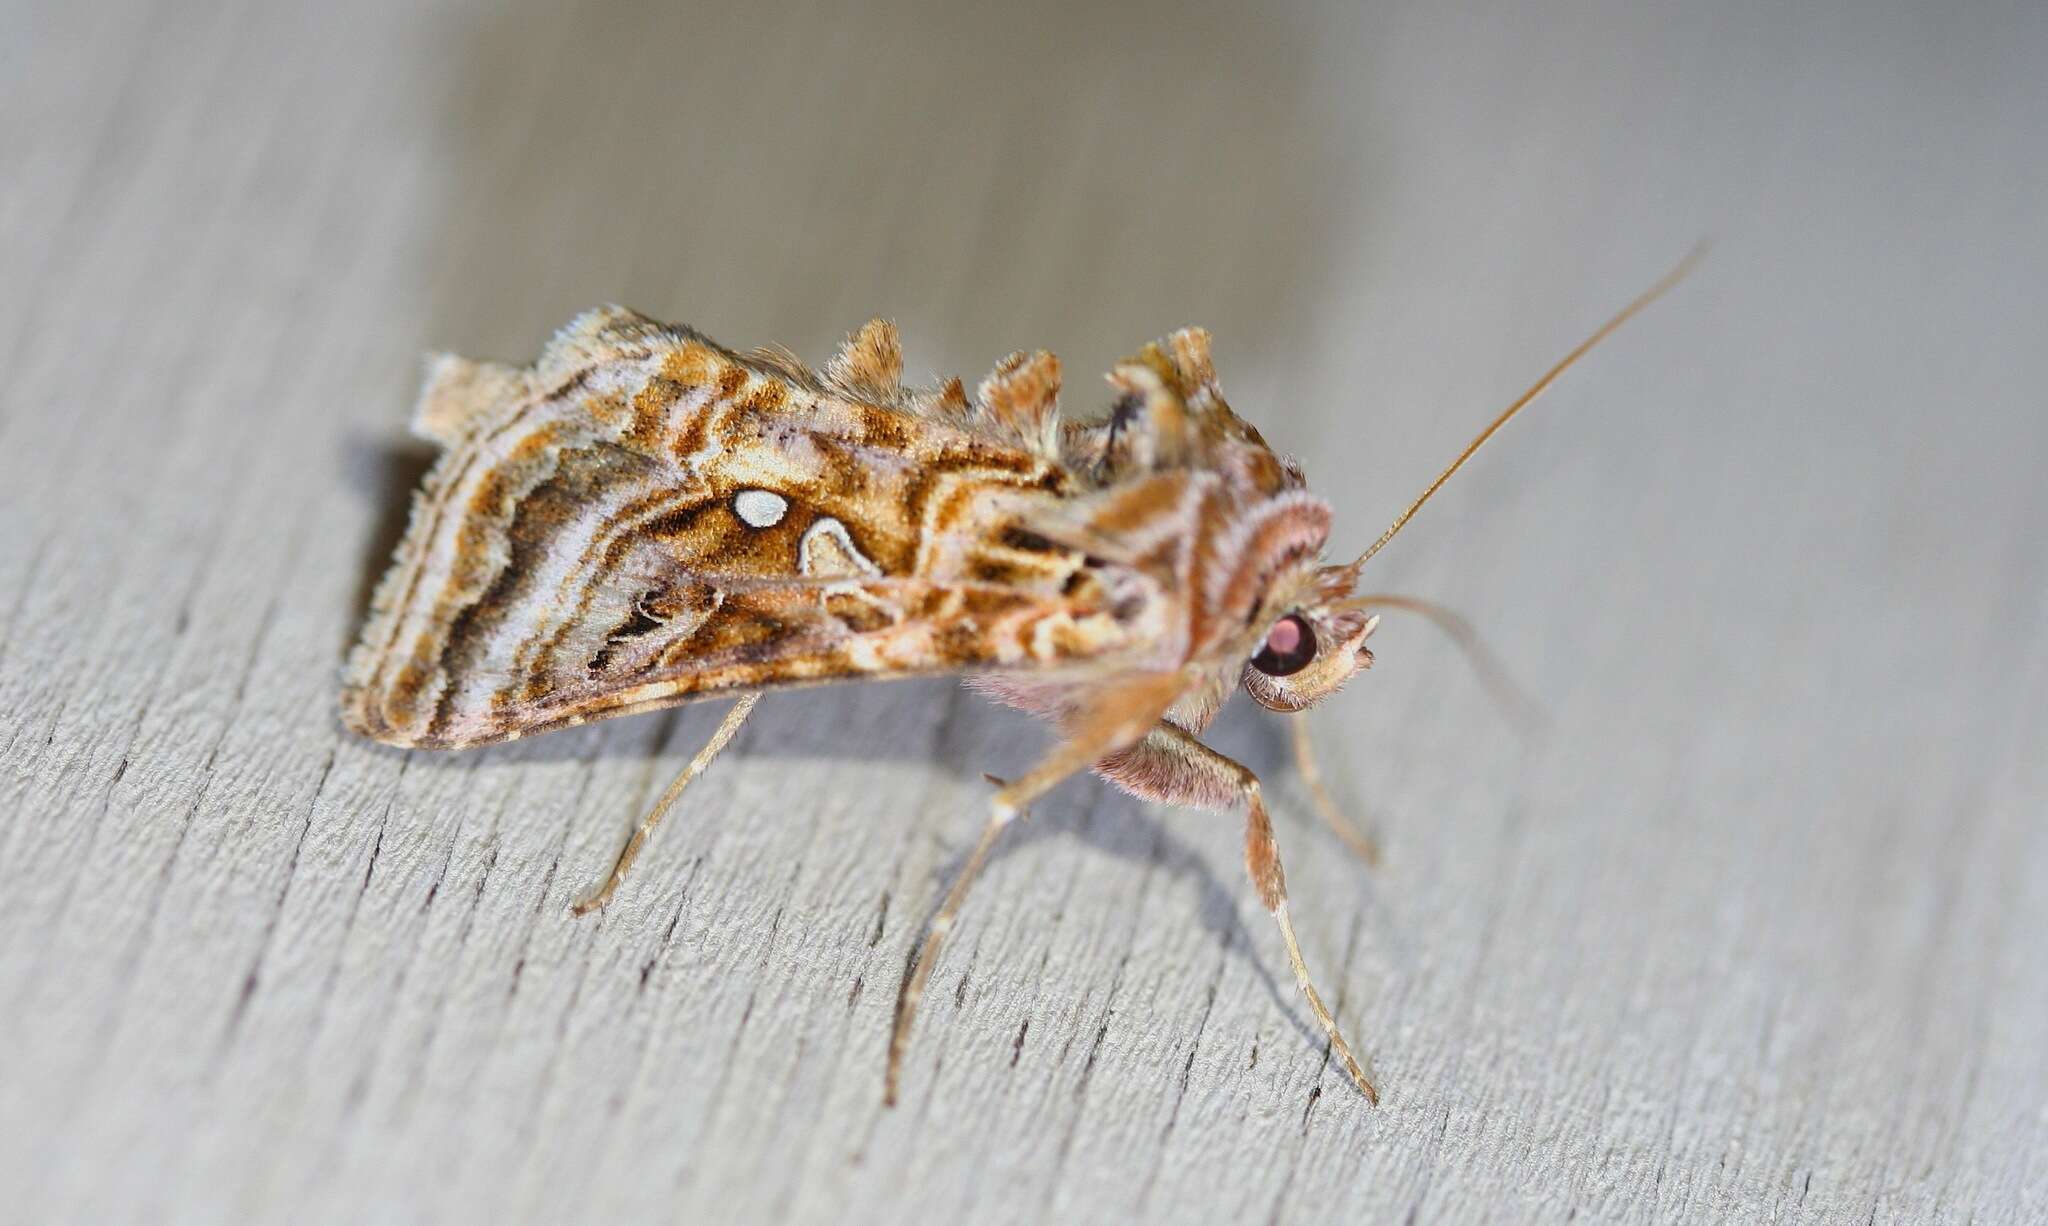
[1350,242,1709,571]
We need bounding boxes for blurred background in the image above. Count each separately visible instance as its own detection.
[2,0,2044,1222]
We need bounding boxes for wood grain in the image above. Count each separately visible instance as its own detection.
[3,1,2044,1222]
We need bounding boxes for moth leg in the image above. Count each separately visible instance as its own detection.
[1100,722,1379,1104]
[882,792,1016,1108]
[885,671,1189,1105]
[1288,714,1381,867]
[570,693,761,917]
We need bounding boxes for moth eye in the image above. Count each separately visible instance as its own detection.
[1250,613,1316,677]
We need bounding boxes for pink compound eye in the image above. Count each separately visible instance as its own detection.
[1250,613,1316,677]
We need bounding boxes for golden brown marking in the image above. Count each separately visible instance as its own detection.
[827,318,904,395]
[1084,471,1195,539]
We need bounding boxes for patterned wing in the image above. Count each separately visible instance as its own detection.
[342,309,1165,748]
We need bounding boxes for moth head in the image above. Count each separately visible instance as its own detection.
[1239,584,1379,713]
[1210,496,1373,713]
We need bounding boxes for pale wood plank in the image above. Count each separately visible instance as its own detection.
[3,1,2044,1222]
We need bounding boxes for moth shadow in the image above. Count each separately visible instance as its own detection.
[968,784,1329,1059]
[416,678,1011,791]
[434,674,1411,1010]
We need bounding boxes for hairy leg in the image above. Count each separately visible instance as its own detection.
[1098,721,1378,1103]
[886,670,1190,1105]
[570,693,761,916]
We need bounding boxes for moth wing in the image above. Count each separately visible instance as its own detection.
[343,317,1164,748]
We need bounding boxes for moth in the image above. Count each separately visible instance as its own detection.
[343,251,1699,1106]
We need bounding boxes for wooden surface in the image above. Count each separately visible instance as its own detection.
[4,1,2045,1222]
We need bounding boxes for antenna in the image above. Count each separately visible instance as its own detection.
[1350,242,1709,572]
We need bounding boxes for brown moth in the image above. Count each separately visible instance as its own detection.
[343,251,1700,1106]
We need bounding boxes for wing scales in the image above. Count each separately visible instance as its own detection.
[343,317,1160,748]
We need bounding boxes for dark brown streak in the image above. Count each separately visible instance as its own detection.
[663,377,719,464]
[585,598,669,678]
[514,447,691,690]
[519,435,723,684]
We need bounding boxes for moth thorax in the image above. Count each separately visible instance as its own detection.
[1202,491,1334,632]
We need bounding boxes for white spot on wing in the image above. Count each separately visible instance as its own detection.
[733,489,788,528]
